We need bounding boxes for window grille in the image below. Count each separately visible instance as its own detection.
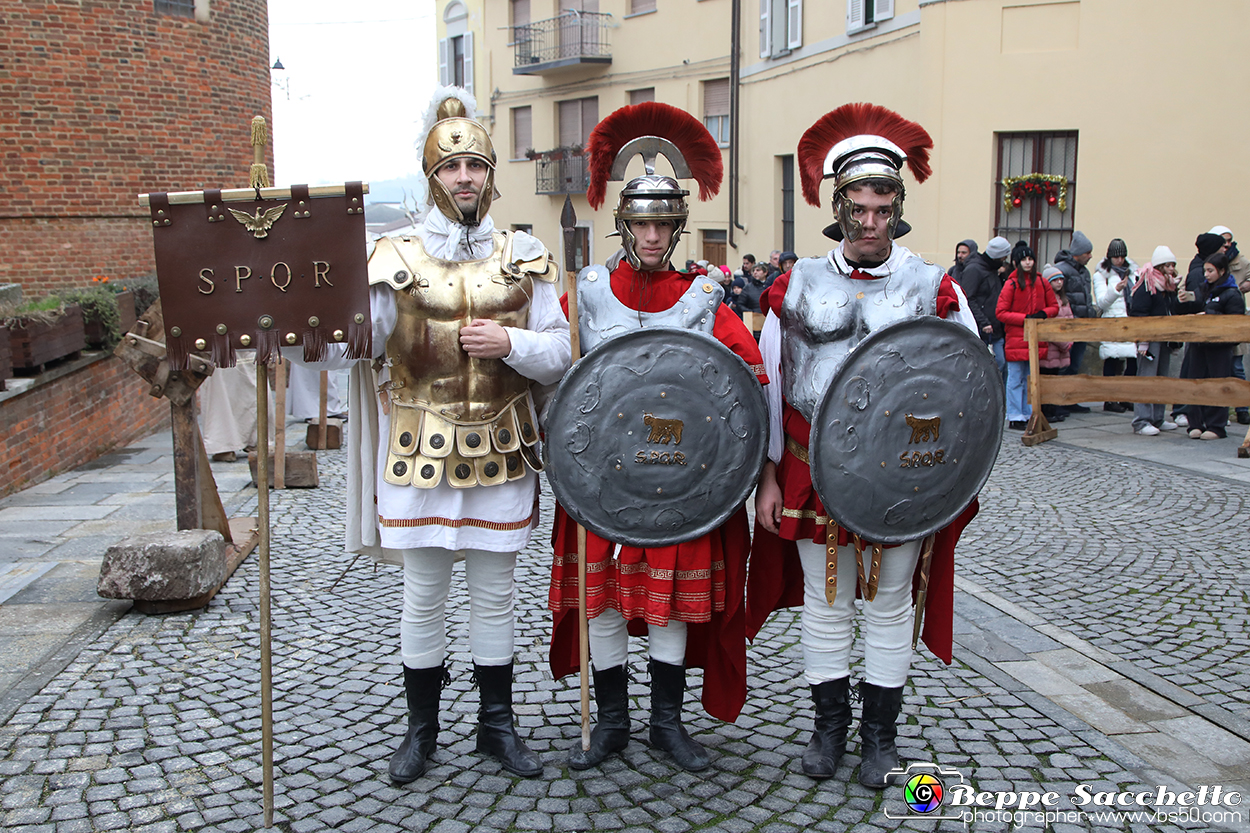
[993,131,1078,267]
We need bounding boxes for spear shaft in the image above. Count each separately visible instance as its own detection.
[561,196,591,752]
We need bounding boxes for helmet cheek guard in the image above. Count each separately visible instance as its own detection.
[831,186,905,243]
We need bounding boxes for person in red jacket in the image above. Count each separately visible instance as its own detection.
[995,245,1058,429]
[547,102,766,773]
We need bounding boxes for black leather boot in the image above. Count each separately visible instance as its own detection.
[388,664,448,784]
[647,660,710,772]
[568,665,631,770]
[474,662,542,777]
[857,681,905,789]
[801,677,852,779]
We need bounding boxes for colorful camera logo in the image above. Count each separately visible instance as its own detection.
[903,772,944,813]
[883,763,965,820]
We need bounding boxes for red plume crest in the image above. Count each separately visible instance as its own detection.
[797,103,933,207]
[586,102,723,209]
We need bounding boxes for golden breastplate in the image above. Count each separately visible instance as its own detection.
[369,232,551,489]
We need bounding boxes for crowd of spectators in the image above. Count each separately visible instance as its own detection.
[945,227,1249,437]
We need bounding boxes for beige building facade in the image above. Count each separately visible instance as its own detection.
[437,0,1250,277]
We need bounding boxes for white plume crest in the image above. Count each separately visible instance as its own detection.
[417,85,480,149]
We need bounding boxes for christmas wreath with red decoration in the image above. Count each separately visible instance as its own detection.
[1002,173,1068,213]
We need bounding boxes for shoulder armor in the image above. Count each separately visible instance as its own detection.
[500,230,557,284]
[368,235,417,290]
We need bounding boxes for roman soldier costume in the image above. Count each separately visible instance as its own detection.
[326,88,571,782]
[546,102,766,771]
[747,103,983,788]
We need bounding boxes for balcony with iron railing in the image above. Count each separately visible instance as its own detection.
[511,11,612,75]
[530,147,590,195]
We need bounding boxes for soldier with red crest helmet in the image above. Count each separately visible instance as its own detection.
[547,102,767,772]
[748,103,981,788]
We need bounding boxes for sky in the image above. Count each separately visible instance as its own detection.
[267,0,437,202]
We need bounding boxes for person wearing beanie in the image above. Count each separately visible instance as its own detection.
[996,245,1058,429]
[947,239,978,280]
[1184,251,1246,439]
[959,235,1011,383]
[1170,232,1230,425]
[1127,247,1181,435]
[1209,227,1250,424]
[1054,230,1096,411]
[1092,238,1139,412]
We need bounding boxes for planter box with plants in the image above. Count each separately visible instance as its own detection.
[4,299,87,374]
[62,277,136,350]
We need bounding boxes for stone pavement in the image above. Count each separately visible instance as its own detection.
[0,407,1247,832]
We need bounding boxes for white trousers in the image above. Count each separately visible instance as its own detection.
[588,611,687,671]
[796,538,921,688]
[400,547,515,670]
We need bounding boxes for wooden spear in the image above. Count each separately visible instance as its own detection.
[249,115,275,828]
[560,196,591,752]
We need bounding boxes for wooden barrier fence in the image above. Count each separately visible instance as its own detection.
[1024,316,1250,455]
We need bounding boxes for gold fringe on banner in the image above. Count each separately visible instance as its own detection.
[251,115,267,147]
[250,116,270,188]
[249,164,270,189]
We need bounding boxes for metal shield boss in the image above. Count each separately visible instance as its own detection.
[545,327,769,548]
[808,317,1005,544]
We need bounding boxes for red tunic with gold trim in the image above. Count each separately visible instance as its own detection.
[549,262,766,722]
[745,265,979,665]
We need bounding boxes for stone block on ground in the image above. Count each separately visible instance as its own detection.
[247,449,319,488]
[305,418,342,450]
[96,530,226,601]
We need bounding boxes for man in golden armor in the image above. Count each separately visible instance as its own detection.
[317,88,570,782]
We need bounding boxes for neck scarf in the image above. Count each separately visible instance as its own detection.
[1138,264,1176,295]
[421,208,496,261]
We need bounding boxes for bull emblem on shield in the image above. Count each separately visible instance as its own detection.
[643,413,684,445]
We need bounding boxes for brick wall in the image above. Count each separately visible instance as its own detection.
[0,356,170,498]
[0,0,273,294]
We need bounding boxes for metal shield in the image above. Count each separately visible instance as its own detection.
[545,327,768,548]
[808,317,1004,544]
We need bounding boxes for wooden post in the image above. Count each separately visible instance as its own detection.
[256,360,274,828]
[171,398,202,530]
[273,359,286,489]
[317,370,329,451]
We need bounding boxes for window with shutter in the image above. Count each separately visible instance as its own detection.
[559,97,598,147]
[875,0,893,22]
[511,0,530,27]
[847,0,865,34]
[631,0,656,13]
[439,39,449,86]
[462,31,474,95]
[759,0,770,57]
[629,88,655,105]
[703,79,730,147]
[512,107,532,159]
[787,0,802,49]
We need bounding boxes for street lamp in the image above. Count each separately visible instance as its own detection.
[271,57,289,100]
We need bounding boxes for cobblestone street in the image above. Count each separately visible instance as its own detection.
[1,418,1248,832]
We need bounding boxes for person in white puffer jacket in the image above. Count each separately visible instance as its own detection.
[1092,237,1139,412]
